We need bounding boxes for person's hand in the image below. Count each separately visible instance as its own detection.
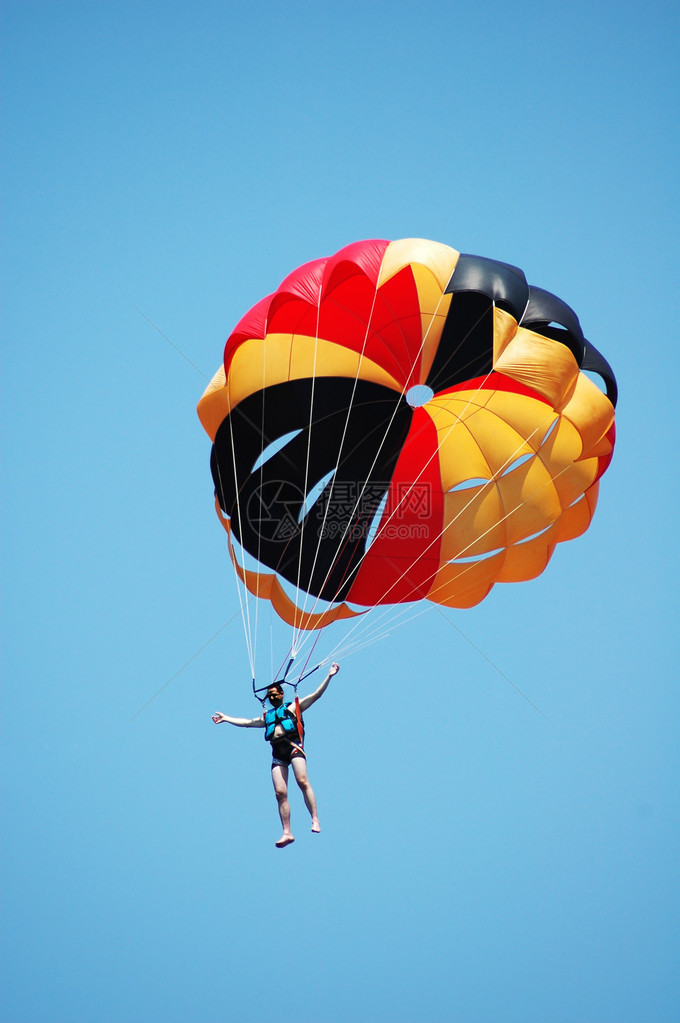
[329,663,340,676]
[212,712,227,724]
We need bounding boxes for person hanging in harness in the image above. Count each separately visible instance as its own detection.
[211,663,340,848]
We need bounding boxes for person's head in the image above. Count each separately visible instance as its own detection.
[267,683,284,706]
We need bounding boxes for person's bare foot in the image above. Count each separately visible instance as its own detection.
[311,819,321,833]
[275,834,295,848]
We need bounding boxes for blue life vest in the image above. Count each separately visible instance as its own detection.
[264,702,303,743]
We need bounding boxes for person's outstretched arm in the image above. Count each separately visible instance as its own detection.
[297,662,339,712]
[212,711,264,727]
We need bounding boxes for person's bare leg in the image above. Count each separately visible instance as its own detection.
[291,756,320,833]
[271,764,294,847]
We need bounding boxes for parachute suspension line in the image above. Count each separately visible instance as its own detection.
[212,436,255,680]
[315,584,416,666]
[224,374,257,680]
[292,280,446,654]
[275,266,486,667]
[318,416,549,655]
[290,277,325,653]
[291,283,461,660]
[358,413,542,601]
[388,410,559,592]
[296,298,502,646]
[252,302,271,678]
[332,622,412,663]
[293,280,382,645]
[316,429,574,662]
[272,628,325,688]
[425,459,576,603]
[252,672,300,702]
[292,300,543,664]
[282,655,296,680]
[239,278,567,669]
[270,619,274,684]
[322,549,449,660]
[199,243,615,699]
[296,627,322,682]
[335,371,494,589]
[328,602,431,663]
[273,644,294,683]
[296,660,323,685]
[251,653,312,737]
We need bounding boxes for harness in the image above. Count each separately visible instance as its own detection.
[252,656,319,757]
[263,702,303,743]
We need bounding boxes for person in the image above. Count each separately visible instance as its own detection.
[212,662,340,848]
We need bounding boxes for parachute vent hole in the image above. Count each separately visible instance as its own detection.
[449,546,505,564]
[540,419,559,446]
[500,453,533,476]
[448,522,557,565]
[298,469,336,524]
[365,491,389,551]
[450,477,492,493]
[514,524,554,546]
[252,429,303,474]
[405,384,434,408]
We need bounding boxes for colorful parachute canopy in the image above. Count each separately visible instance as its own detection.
[198,239,616,630]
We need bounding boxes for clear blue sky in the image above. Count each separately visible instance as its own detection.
[2,2,678,1021]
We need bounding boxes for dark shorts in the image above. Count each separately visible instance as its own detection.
[270,740,306,768]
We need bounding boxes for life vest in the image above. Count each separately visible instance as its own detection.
[264,702,303,744]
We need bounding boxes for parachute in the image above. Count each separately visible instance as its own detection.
[198,238,616,642]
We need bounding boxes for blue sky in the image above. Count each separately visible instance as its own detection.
[2,2,678,1021]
